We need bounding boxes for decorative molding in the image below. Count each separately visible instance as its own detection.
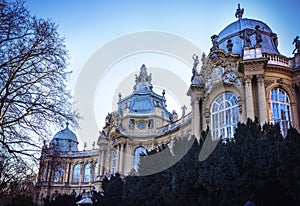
[222,69,241,87]
[264,80,274,89]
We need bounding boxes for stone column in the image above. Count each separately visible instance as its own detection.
[191,96,201,139]
[116,145,120,172]
[79,162,83,184]
[100,151,105,176]
[46,162,52,183]
[98,151,102,176]
[290,101,299,131]
[257,74,268,124]
[244,75,255,120]
[119,143,124,174]
[69,163,74,183]
[64,162,70,183]
[89,161,93,183]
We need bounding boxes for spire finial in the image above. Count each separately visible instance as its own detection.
[66,122,69,128]
[133,64,152,91]
[235,3,244,19]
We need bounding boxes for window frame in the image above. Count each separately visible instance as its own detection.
[210,92,239,141]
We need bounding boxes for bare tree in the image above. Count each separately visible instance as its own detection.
[0,0,78,160]
[0,151,35,206]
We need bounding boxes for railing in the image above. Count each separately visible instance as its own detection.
[156,112,192,134]
[262,53,289,67]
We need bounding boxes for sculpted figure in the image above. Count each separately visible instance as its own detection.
[240,30,252,48]
[226,39,233,52]
[292,36,300,54]
[191,54,199,81]
[254,25,263,46]
[235,4,244,19]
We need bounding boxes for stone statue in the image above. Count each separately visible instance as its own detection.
[240,29,252,48]
[201,52,206,66]
[235,4,244,19]
[191,54,199,82]
[292,36,300,54]
[271,33,278,47]
[211,34,218,48]
[181,105,187,117]
[226,39,233,52]
[254,25,263,46]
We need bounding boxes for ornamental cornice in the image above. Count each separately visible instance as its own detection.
[265,65,294,76]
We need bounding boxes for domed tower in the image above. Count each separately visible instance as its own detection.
[98,64,174,175]
[188,4,300,142]
[217,10,280,55]
[117,64,172,135]
[50,123,79,152]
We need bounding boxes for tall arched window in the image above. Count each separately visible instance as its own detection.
[269,88,292,136]
[134,147,147,171]
[72,164,81,183]
[83,163,91,182]
[53,164,64,183]
[110,149,117,174]
[210,92,239,141]
[93,162,98,181]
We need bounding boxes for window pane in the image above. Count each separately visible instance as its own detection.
[53,164,64,183]
[93,163,98,181]
[210,92,239,140]
[134,147,147,171]
[83,163,91,182]
[110,149,117,174]
[72,164,81,183]
[269,88,292,136]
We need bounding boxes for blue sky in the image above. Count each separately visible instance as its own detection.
[26,0,299,59]
[26,0,300,148]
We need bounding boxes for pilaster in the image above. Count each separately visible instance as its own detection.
[257,74,268,124]
[244,75,255,120]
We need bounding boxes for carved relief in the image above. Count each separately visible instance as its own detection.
[222,69,241,87]
[204,108,210,124]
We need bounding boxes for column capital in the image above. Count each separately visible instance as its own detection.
[244,75,253,82]
[257,74,265,82]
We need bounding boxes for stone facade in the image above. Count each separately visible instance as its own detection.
[34,6,300,205]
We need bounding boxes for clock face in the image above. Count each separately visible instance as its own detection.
[137,121,146,129]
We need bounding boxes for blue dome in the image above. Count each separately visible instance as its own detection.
[51,125,78,152]
[217,18,280,55]
[53,127,77,142]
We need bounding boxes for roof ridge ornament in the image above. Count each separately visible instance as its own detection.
[235,3,244,19]
[134,64,153,91]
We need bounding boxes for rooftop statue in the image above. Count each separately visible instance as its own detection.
[239,29,252,48]
[191,54,199,82]
[226,39,233,52]
[292,36,300,54]
[254,25,263,46]
[134,64,153,91]
[235,4,244,19]
[211,34,219,48]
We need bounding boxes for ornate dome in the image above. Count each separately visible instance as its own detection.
[118,64,171,118]
[50,123,78,152]
[216,9,280,55]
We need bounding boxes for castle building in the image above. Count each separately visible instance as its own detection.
[34,5,300,205]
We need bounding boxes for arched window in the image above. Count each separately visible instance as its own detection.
[72,164,81,183]
[83,163,91,182]
[134,147,147,171]
[93,162,98,181]
[269,88,292,136]
[110,148,117,174]
[53,164,64,182]
[210,92,239,141]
